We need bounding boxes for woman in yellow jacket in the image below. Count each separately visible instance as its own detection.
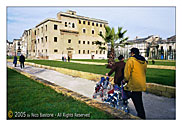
[123,48,147,119]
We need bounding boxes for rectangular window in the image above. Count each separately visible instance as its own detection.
[103,51,105,54]
[83,21,85,24]
[54,37,57,42]
[79,20,81,24]
[88,50,89,54]
[92,42,94,45]
[68,39,71,43]
[100,24,102,27]
[45,36,47,42]
[100,50,102,54]
[65,22,67,27]
[34,30,36,35]
[72,23,75,28]
[41,37,43,43]
[83,29,86,33]
[46,49,47,53]
[45,25,47,31]
[38,39,39,43]
[88,41,90,44]
[88,21,90,25]
[78,50,81,54]
[54,49,58,52]
[41,27,43,33]
[92,30,94,34]
[83,41,85,44]
[96,50,98,54]
[92,22,94,26]
[54,24,58,30]
[83,50,85,54]
[78,40,81,44]
[96,23,98,27]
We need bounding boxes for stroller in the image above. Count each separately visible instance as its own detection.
[93,77,111,101]
[103,81,130,113]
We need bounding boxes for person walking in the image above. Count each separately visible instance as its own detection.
[106,55,125,86]
[19,54,25,69]
[68,56,70,62]
[13,55,17,67]
[123,48,147,119]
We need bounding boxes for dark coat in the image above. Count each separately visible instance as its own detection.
[19,55,25,63]
[108,61,125,85]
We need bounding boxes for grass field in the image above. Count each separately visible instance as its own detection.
[7,68,115,119]
[71,59,176,66]
[25,60,176,87]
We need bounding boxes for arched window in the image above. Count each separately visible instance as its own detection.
[72,23,75,28]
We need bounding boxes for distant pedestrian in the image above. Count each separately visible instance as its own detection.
[19,54,25,69]
[123,48,147,119]
[68,56,70,62]
[13,55,17,67]
[62,56,64,61]
[64,56,67,62]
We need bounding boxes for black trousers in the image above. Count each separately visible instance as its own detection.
[126,91,146,119]
[20,62,25,69]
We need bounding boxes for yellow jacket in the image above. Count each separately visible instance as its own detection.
[124,56,147,91]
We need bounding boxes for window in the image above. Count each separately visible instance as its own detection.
[79,20,81,24]
[100,31,103,35]
[78,50,81,54]
[96,50,98,54]
[34,40,36,44]
[92,41,94,45]
[38,28,39,34]
[96,23,98,27]
[41,37,43,43]
[78,40,81,44]
[88,41,90,44]
[83,50,85,54]
[54,49,58,52]
[88,21,90,25]
[41,27,43,33]
[92,30,94,34]
[83,29,86,33]
[68,39,71,43]
[45,25,47,31]
[72,23,75,28]
[88,50,90,54]
[54,24,58,30]
[65,22,67,27]
[45,36,47,42]
[38,39,39,43]
[83,21,85,24]
[34,30,36,35]
[42,50,43,53]
[33,49,35,52]
[83,41,85,44]
[100,24,102,27]
[46,49,47,53]
[54,37,57,42]
[100,50,102,54]
[103,51,105,54]
[92,22,94,26]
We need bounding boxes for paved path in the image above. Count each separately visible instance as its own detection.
[7,62,176,119]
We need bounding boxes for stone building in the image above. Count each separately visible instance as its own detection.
[6,40,13,56]
[114,35,176,60]
[20,10,108,60]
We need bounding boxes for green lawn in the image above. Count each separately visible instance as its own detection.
[26,60,176,87]
[71,59,176,66]
[7,68,115,119]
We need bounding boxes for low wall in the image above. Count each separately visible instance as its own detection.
[23,62,176,98]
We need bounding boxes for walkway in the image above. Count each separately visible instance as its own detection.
[7,62,176,119]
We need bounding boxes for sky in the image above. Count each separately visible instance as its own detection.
[7,7,175,42]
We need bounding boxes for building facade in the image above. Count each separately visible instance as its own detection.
[20,10,108,60]
[114,35,176,60]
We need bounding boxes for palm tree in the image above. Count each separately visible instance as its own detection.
[95,26,128,68]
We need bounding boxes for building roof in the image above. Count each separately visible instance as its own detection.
[36,18,62,27]
[57,10,108,24]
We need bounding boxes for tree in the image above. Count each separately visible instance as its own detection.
[95,26,128,68]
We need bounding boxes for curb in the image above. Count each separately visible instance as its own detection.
[7,66,140,119]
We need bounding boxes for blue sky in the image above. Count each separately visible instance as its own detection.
[7,7,175,42]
